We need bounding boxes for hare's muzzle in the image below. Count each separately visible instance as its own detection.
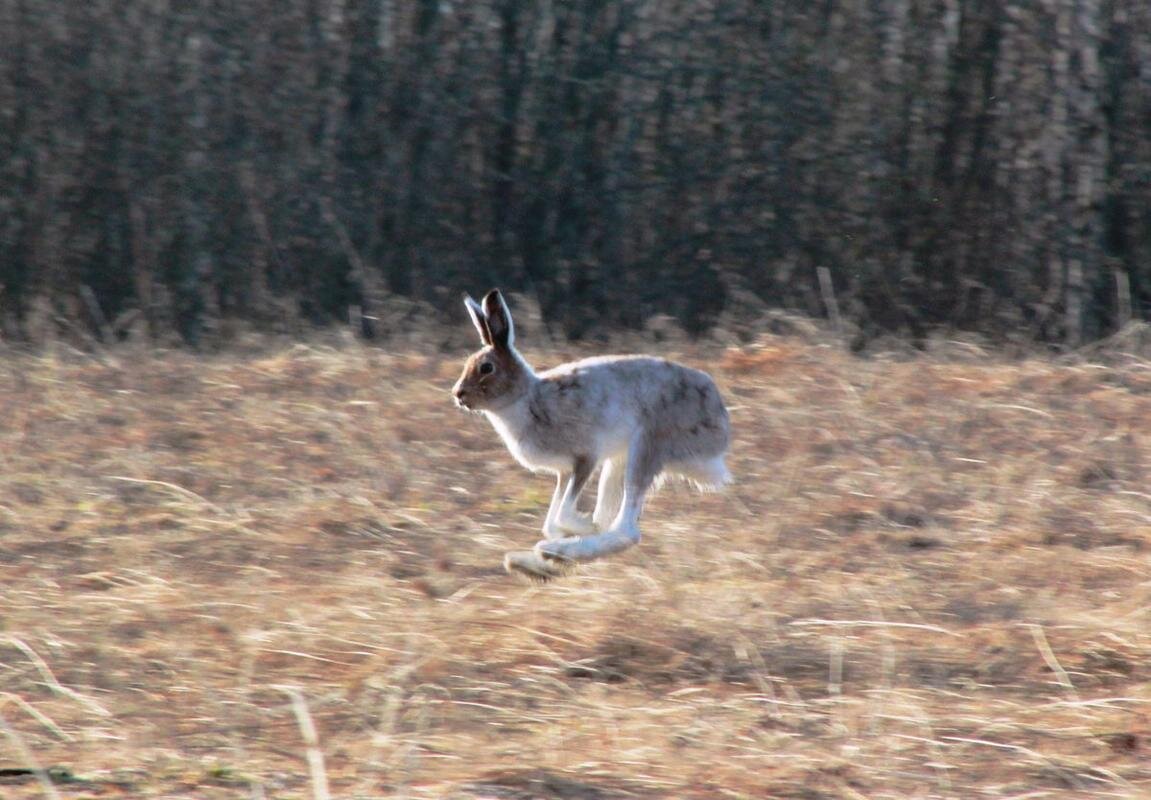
[452,383,472,410]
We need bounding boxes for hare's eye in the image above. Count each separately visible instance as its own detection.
[479,362,495,376]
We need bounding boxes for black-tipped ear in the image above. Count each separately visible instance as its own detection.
[481,289,515,350]
[464,294,492,346]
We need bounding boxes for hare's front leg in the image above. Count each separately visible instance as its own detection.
[537,438,655,565]
[541,456,597,539]
[592,457,625,531]
[506,457,597,582]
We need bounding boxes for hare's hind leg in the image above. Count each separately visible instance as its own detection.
[536,437,657,565]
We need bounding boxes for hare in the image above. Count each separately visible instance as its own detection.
[452,289,731,580]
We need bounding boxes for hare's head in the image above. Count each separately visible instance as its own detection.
[453,289,531,412]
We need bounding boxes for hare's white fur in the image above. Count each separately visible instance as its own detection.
[452,290,730,578]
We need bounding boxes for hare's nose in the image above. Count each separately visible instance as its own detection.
[452,384,469,404]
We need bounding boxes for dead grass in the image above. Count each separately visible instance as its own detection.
[0,336,1149,798]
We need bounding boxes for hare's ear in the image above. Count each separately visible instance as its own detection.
[481,289,515,350]
[464,294,492,346]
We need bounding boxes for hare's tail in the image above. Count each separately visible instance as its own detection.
[663,455,731,492]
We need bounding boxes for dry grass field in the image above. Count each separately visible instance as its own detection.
[1,332,1149,799]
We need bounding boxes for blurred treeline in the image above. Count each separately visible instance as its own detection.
[2,0,1150,347]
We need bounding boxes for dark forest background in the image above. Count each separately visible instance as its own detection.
[2,0,1150,347]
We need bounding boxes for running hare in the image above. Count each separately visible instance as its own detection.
[452,289,731,580]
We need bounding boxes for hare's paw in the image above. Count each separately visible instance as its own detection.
[504,550,569,582]
[543,513,597,540]
[542,521,571,540]
[537,529,641,563]
[535,536,583,563]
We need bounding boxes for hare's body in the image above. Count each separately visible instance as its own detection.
[453,290,730,580]
[489,355,729,483]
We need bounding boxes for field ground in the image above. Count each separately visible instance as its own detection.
[0,333,1149,799]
